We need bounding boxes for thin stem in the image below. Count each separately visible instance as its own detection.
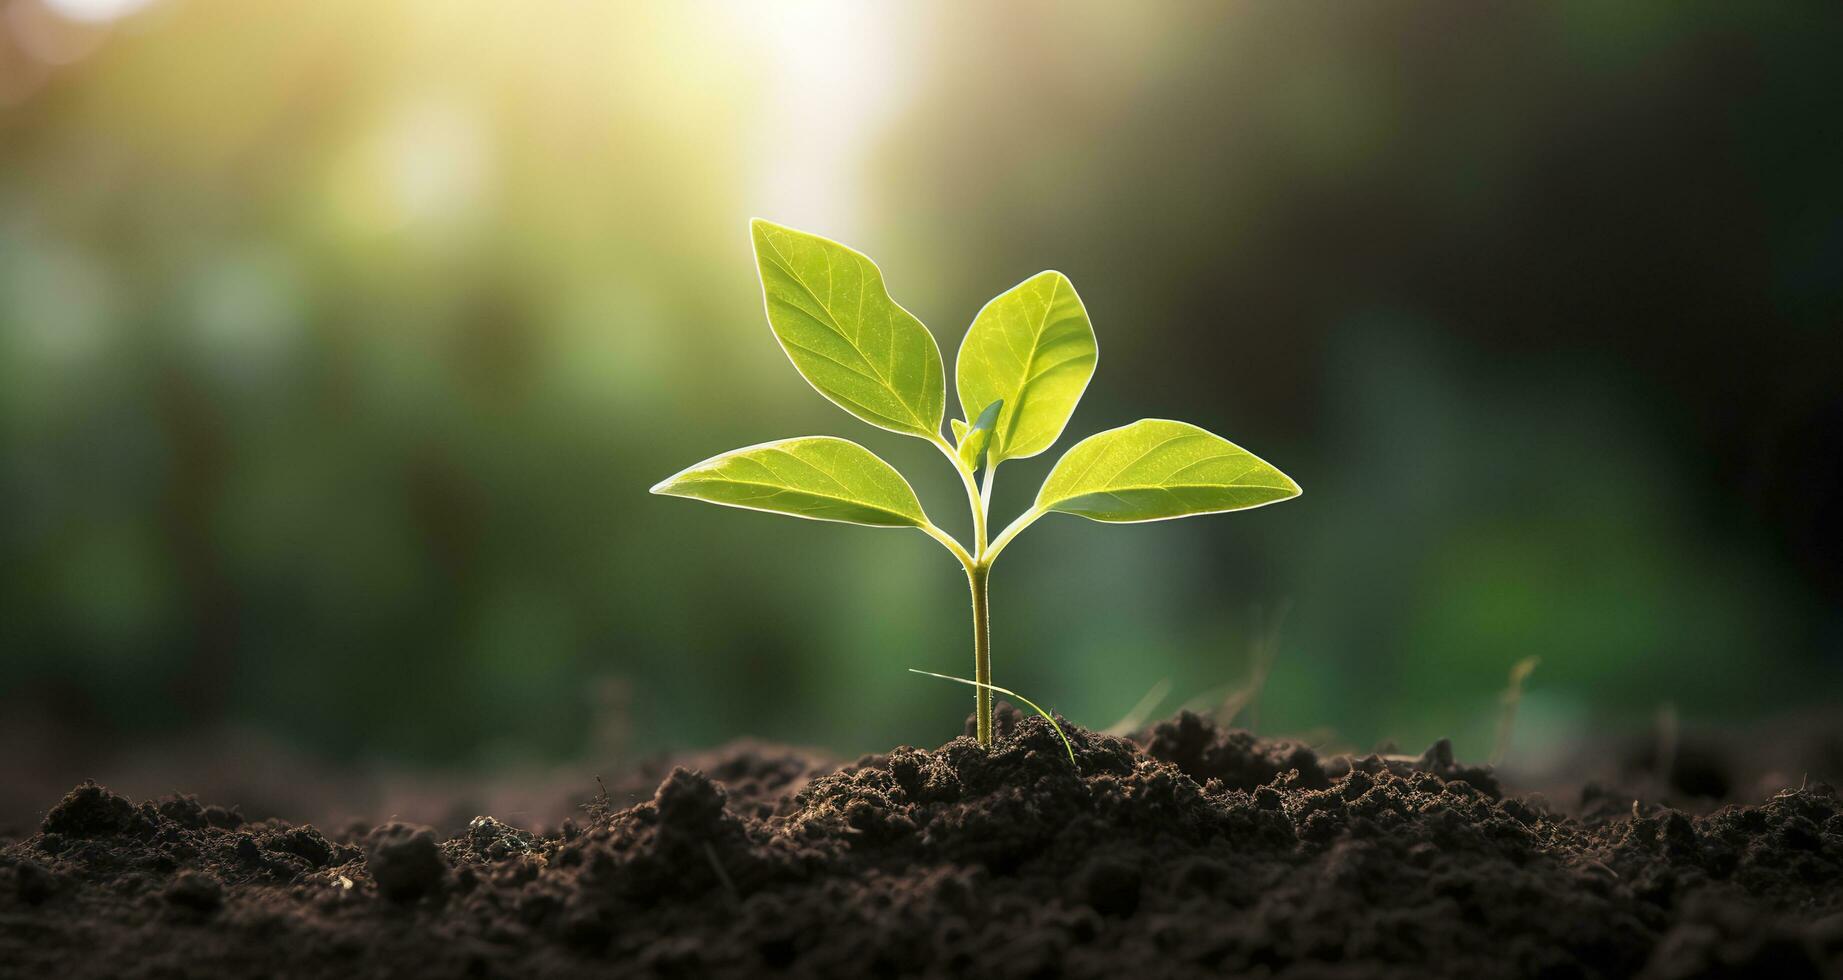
[932,436,988,553]
[966,562,992,747]
[920,521,976,571]
[985,506,1045,565]
[932,433,997,747]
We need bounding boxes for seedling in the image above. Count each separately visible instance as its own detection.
[652,221,1301,747]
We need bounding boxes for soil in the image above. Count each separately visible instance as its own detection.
[2,707,1840,979]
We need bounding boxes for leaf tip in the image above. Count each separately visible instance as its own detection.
[750,216,800,239]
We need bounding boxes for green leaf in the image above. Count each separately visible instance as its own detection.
[1035,419,1300,522]
[652,436,929,528]
[956,271,1097,463]
[950,419,968,442]
[955,398,1004,472]
[751,219,945,439]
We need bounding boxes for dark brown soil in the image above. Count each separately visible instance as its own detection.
[3,708,1840,979]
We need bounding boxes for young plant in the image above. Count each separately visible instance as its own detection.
[652,220,1301,748]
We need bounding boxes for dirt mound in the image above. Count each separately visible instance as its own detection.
[2,708,1839,979]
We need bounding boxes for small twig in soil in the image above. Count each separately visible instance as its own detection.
[581,776,612,822]
[703,841,739,906]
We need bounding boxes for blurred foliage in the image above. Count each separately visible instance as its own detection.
[1,0,1838,769]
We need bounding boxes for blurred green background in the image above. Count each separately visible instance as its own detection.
[3,0,1839,784]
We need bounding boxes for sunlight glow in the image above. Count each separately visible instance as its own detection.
[327,97,491,237]
[40,0,156,24]
[726,1,924,238]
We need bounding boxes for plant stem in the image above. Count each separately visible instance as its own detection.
[931,432,997,747]
[933,437,988,552]
[966,561,993,747]
[985,506,1043,564]
[920,521,976,569]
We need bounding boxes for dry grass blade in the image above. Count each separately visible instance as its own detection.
[1103,678,1172,736]
[907,669,1076,765]
[1490,656,1541,767]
